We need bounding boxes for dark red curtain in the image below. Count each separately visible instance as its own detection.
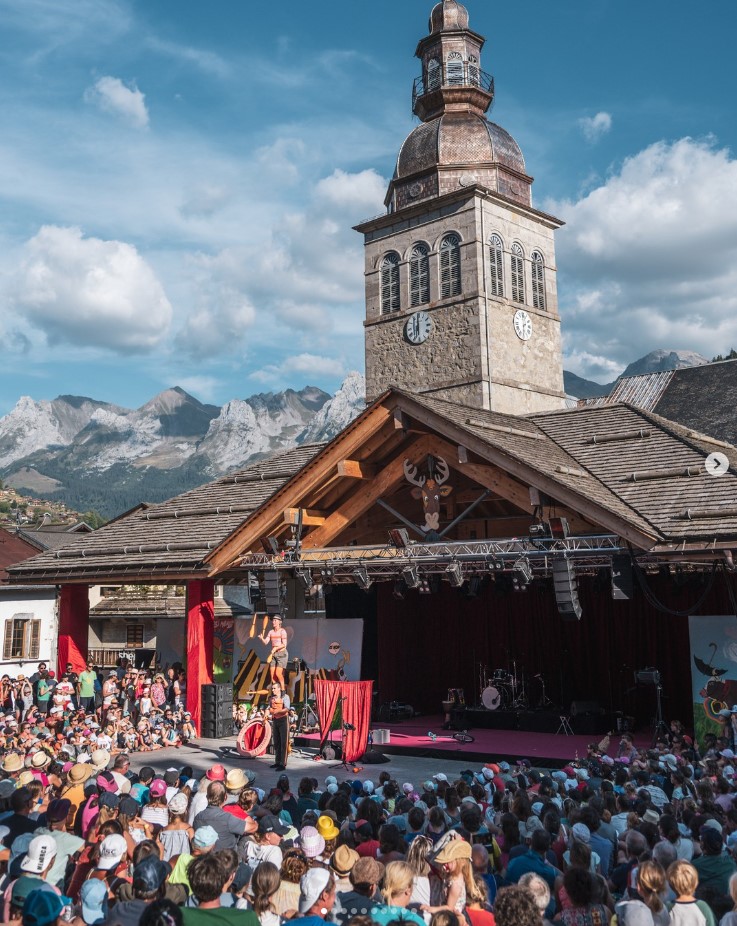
[314,679,374,762]
[58,585,89,676]
[376,572,736,730]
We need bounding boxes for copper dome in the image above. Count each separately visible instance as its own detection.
[429,0,470,33]
[396,112,526,179]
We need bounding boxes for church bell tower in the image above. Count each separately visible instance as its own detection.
[356,0,566,414]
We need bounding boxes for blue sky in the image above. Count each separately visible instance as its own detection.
[0,0,735,413]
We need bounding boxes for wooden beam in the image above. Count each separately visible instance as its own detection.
[302,435,434,549]
[393,409,409,430]
[283,508,326,527]
[205,402,393,572]
[337,460,377,480]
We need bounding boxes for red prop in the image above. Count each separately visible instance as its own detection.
[314,679,373,763]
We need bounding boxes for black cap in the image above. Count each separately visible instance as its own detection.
[257,814,289,836]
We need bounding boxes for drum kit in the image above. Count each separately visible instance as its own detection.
[479,661,529,711]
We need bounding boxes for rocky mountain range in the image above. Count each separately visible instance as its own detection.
[0,350,710,520]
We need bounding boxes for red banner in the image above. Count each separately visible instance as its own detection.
[314,679,373,763]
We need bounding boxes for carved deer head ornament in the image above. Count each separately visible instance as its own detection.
[403,456,453,532]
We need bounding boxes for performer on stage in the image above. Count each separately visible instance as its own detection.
[259,614,289,686]
[266,680,290,771]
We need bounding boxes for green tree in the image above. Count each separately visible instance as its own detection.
[81,510,107,529]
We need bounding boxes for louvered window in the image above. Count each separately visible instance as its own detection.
[126,623,144,648]
[511,243,525,304]
[468,55,480,87]
[440,234,462,298]
[427,58,441,91]
[3,614,40,660]
[409,244,430,306]
[531,251,545,310]
[489,234,504,297]
[380,253,401,314]
[446,52,464,86]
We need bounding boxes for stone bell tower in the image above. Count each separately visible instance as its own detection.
[355,0,566,414]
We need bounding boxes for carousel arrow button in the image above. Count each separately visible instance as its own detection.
[705,452,729,476]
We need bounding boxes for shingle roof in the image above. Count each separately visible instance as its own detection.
[7,443,324,583]
[90,594,250,618]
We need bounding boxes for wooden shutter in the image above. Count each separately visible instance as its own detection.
[380,254,400,314]
[511,245,525,304]
[28,620,41,660]
[531,252,545,309]
[410,245,430,307]
[3,620,12,661]
[489,235,504,297]
[440,235,461,299]
[446,52,464,86]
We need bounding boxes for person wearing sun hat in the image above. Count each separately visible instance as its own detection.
[337,856,385,923]
[330,844,359,892]
[316,815,339,842]
[2,752,23,777]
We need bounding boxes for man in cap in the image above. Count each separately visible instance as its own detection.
[290,868,337,926]
[32,798,83,891]
[242,815,289,869]
[169,825,219,891]
[19,834,58,883]
[4,787,41,846]
[111,855,172,926]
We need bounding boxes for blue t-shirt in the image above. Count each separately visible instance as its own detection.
[369,905,426,926]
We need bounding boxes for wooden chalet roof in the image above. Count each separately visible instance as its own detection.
[7,388,737,586]
[7,443,324,584]
[91,593,250,618]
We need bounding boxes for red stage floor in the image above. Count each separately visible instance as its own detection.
[295,714,651,766]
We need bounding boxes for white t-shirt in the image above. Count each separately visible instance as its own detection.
[188,790,209,825]
[243,841,283,869]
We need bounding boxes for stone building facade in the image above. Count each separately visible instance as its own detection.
[357,0,566,415]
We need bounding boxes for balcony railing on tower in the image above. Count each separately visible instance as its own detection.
[413,64,494,112]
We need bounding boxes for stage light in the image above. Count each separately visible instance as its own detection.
[419,577,432,595]
[319,566,334,579]
[487,556,504,571]
[553,558,582,620]
[295,567,312,589]
[402,565,420,589]
[352,565,372,591]
[389,528,410,548]
[392,580,406,600]
[548,517,570,539]
[529,521,552,538]
[446,562,464,587]
[466,575,483,598]
[512,556,533,590]
[261,536,280,555]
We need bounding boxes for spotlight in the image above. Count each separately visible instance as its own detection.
[419,577,432,595]
[402,565,420,589]
[352,565,372,591]
[446,562,464,587]
[389,528,410,549]
[548,517,570,539]
[319,566,334,579]
[512,556,533,591]
[529,522,552,539]
[488,556,504,571]
[261,536,280,555]
[295,567,312,589]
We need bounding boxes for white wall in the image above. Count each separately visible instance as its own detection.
[0,587,57,676]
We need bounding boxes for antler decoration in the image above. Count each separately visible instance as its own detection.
[404,455,453,534]
[434,458,450,486]
[403,459,426,488]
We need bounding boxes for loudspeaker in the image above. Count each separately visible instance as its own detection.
[263,570,283,612]
[570,700,602,717]
[553,559,582,620]
[201,684,233,738]
[611,555,634,600]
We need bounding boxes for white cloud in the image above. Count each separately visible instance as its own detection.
[252,353,346,384]
[578,111,612,144]
[180,184,231,219]
[554,137,737,379]
[176,376,220,402]
[84,76,149,128]
[145,36,230,79]
[315,168,387,214]
[9,225,172,352]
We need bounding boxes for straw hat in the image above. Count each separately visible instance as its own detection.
[31,752,50,770]
[434,838,472,864]
[67,763,93,785]
[91,749,110,771]
[1,754,22,774]
[18,771,35,788]
[225,768,249,792]
[330,845,359,876]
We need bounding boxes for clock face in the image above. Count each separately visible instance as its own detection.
[513,309,533,341]
[405,311,432,345]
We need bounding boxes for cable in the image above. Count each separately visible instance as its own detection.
[629,551,718,617]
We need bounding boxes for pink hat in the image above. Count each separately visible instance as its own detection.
[206,764,226,782]
[149,779,167,798]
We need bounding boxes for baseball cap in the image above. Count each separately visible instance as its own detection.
[80,879,108,925]
[258,814,289,836]
[118,796,140,817]
[11,876,55,908]
[299,868,333,913]
[193,826,219,849]
[97,833,127,870]
[149,779,167,798]
[46,799,72,824]
[20,889,66,926]
[168,792,188,814]
[133,855,171,893]
[20,835,58,874]
[99,792,120,811]
[433,772,448,782]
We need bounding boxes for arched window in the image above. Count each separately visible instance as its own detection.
[427,58,441,91]
[380,253,400,314]
[410,244,430,307]
[531,251,545,310]
[446,51,464,85]
[468,55,480,87]
[489,234,504,297]
[511,243,525,304]
[440,234,462,298]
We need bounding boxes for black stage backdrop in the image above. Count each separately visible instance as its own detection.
[353,571,737,730]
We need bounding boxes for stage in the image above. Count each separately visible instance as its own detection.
[293,713,651,766]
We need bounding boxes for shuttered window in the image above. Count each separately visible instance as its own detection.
[3,615,40,660]
[126,623,144,648]
[468,55,480,87]
[531,251,545,310]
[409,244,430,306]
[380,253,401,314]
[446,52,464,85]
[511,243,525,304]
[489,234,504,297]
[427,58,441,91]
[440,234,462,298]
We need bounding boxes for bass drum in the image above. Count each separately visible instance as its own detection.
[237,718,272,758]
[481,686,503,711]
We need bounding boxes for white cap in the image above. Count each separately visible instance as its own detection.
[299,868,332,914]
[402,782,414,793]
[433,773,448,782]
[97,833,127,870]
[20,835,58,873]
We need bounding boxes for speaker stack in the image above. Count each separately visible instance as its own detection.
[201,683,233,739]
[262,570,284,613]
